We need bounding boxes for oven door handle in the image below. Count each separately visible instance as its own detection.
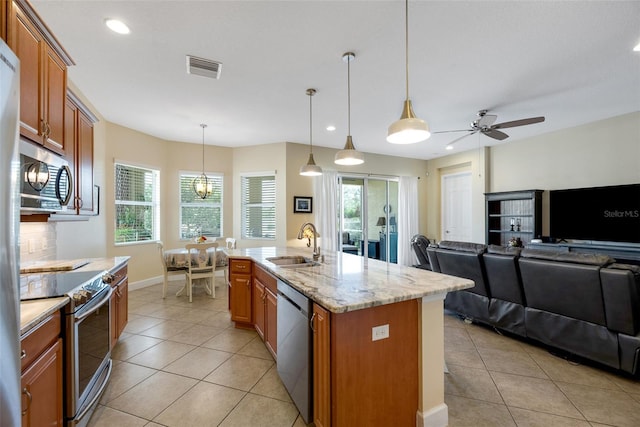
[74,359,112,423]
[75,287,113,322]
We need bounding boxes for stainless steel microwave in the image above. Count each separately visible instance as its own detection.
[19,139,72,213]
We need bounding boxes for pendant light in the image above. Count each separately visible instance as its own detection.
[335,52,364,166]
[192,123,213,199]
[300,88,323,176]
[386,0,430,145]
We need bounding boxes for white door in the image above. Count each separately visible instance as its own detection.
[441,172,472,242]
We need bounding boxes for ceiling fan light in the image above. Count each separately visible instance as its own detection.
[387,100,430,144]
[335,136,365,165]
[300,153,323,176]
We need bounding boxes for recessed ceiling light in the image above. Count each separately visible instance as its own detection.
[326,125,336,132]
[445,145,454,150]
[105,18,130,35]
[634,41,640,52]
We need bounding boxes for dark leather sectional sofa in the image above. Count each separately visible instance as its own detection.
[427,240,640,375]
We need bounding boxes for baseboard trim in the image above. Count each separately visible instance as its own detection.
[416,403,448,427]
[129,271,226,291]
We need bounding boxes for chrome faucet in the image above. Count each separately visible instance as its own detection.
[297,222,321,261]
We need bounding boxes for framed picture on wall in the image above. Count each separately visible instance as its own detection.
[294,196,312,213]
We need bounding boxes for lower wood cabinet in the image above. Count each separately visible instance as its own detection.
[229,259,277,357]
[20,312,63,427]
[253,264,277,358]
[110,263,128,348]
[312,303,331,427]
[229,259,252,327]
[312,299,419,426]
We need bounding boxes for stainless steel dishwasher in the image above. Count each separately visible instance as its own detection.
[277,279,312,424]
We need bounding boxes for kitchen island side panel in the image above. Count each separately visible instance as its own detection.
[330,299,419,426]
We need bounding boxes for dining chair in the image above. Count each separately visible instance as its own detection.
[185,242,218,302]
[219,237,236,284]
[158,241,187,298]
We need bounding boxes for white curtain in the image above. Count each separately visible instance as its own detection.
[314,170,338,252]
[397,176,419,266]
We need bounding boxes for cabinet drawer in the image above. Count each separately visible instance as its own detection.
[230,259,252,274]
[20,311,61,372]
[111,263,128,287]
[254,264,277,294]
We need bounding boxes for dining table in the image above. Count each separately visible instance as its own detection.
[163,245,228,269]
[163,245,228,298]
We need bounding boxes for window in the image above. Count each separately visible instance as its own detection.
[114,163,160,244]
[179,172,223,239]
[241,173,276,239]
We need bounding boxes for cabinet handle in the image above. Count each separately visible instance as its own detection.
[246,279,250,288]
[238,265,246,269]
[22,388,32,416]
[310,312,316,333]
[43,121,51,140]
[20,349,26,360]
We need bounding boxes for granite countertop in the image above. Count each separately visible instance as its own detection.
[19,256,131,336]
[20,297,68,336]
[227,247,474,313]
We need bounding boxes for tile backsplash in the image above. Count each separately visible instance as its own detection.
[20,222,57,263]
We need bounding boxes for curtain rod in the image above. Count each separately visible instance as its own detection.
[337,172,420,180]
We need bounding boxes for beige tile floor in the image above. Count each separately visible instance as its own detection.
[88,276,640,427]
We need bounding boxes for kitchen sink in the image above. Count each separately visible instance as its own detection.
[266,256,319,268]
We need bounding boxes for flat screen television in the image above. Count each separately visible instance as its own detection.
[550,184,640,244]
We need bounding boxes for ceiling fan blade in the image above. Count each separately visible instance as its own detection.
[432,129,472,134]
[483,129,509,140]
[493,116,545,129]
[477,114,497,127]
[446,131,477,146]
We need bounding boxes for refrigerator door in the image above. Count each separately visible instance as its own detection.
[0,39,21,427]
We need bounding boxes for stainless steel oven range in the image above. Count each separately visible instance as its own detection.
[21,269,114,427]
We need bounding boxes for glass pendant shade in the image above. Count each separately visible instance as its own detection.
[193,173,213,199]
[387,99,431,144]
[300,153,323,176]
[300,88,322,176]
[334,136,364,165]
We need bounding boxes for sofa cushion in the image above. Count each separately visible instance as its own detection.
[438,241,487,254]
[435,249,490,297]
[520,248,615,266]
[519,257,606,325]
[600,264,640,335]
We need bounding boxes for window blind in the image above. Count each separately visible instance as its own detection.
[241,174,276,239]
[114,163,160,244]
[179,173,223,239]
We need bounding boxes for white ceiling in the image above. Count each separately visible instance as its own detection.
[32,1,640,160]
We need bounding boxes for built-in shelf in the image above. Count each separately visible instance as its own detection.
[485,190,543,246]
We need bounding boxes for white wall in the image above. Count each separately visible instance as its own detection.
[424,112,640,241]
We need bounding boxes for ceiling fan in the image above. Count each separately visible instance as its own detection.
[436,110,545,150]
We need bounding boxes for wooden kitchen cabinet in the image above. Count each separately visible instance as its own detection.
[253,277,266,339]
[253,264,277,358]
[110,263,128,347]
[229,259,252,327]
[312,299,419,426]
[8,0,74,155]
[65,91,97,215]
[20,311,63,427]
[312,303,331,427]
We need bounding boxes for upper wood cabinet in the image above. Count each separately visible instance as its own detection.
[7,0,74,155]
[65,91,97,215]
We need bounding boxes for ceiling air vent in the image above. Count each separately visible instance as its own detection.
[186,55,222,79]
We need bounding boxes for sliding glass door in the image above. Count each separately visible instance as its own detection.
[338,175,398,263]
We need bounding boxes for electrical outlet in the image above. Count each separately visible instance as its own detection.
[41,239,48,250]
[372,324,389,341]
[28,239,36,254]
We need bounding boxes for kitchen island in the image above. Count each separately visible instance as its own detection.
[227,247,474,427]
